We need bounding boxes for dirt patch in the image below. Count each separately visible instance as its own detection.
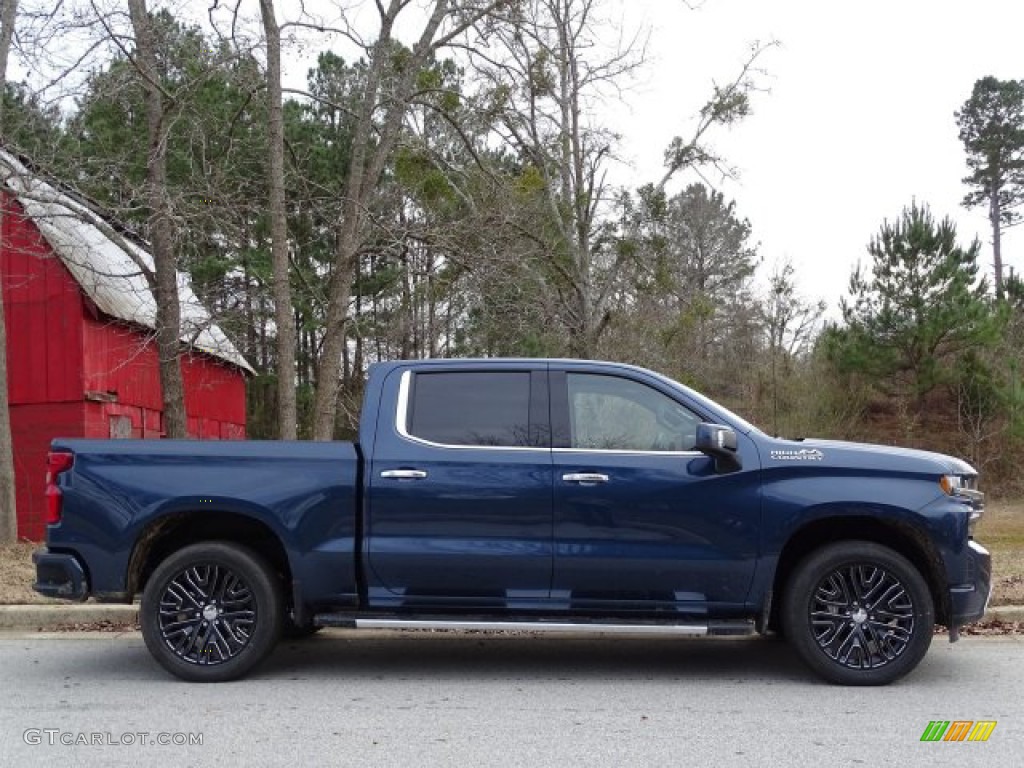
[957,619,1024,636]
[0,541,51,605]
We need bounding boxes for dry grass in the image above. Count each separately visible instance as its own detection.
[0,540,52,604]
[1,500,1022,607]
[976,499,1024,606]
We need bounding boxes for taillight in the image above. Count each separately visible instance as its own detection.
[44,451,74,526]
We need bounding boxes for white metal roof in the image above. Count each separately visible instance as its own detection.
[0,150,254,374]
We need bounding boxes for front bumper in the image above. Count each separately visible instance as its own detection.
[32,548,89,601]
[949,540,991,627]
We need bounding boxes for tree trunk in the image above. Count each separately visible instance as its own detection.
[990,178,1004,298]
[259,0,298,440]
[308,1,407,441]
[0,270,15,543]
[127,0,187,438]
[309,0,460,440]
[0,0,19,543]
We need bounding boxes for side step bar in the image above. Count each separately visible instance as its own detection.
[313,615,755,637]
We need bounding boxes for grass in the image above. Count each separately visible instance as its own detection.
[2,500,1022,606]
[975,499,1024,606]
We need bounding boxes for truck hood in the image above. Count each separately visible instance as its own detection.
[763,437,976,476]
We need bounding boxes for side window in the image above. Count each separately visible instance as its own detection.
[567,373,700,452]
[407,372,532,447]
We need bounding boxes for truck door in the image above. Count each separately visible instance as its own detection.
[366,366,553,609]
[549,369,760,612]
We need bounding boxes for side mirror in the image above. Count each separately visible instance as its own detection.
[695,423,741,473]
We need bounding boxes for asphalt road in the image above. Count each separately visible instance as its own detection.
[0,630,1019,767]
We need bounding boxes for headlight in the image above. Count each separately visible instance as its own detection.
[940,475,984,534]
[939,475,962,495]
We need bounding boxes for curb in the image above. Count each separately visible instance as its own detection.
[0,603,138,630]
[0,603,1022,632]
[987,605,1024,623]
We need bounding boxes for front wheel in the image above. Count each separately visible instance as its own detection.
[141,541,283,682]
[781,541,934,686]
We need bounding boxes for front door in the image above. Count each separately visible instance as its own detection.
[550,369,760,613]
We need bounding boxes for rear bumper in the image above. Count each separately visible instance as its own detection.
[948,540,991,626]
[32,548,89,601]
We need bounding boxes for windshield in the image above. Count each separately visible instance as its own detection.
[647,369,763,436]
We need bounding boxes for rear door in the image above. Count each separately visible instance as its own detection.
[366,365,553,609]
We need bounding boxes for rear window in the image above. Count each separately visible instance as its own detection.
[407,372,531,447]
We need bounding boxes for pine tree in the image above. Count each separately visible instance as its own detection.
[956,76,1024,298]
[833,203,999,405]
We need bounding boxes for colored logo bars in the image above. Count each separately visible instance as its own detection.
[920,721,997,742]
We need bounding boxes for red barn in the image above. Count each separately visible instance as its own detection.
[1,150,253,540]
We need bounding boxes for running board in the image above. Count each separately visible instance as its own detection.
[312,615,755,637]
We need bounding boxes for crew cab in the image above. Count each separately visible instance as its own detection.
[33,359,991,685]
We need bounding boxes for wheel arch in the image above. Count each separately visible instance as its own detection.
[769,514,950,629]
[126,511,292,602]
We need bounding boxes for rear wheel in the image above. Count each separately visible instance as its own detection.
[141,541,283,682]
[782,541,933,685]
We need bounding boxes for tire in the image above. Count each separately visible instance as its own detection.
[781,541,934,686]
[141,541,283,683]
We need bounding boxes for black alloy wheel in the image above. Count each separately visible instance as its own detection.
[782,541,934,686]
[141,542,282,682]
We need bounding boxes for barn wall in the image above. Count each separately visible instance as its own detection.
[1,194,84,404]
[83,402,164,439]
[182,353,247,439]
[10,402,84,540]
[81,316,163,412]
[79,321,247,439]
[78,340,247,440]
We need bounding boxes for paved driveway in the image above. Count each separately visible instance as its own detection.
[0,631,1018,767]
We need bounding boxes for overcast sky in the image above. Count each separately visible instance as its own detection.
[608,0,1023,313]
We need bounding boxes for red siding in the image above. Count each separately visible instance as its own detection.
[78,347,248,440]
[10,402,84,540]
[83,402,164,439]
[1,194,84,404]
[82,316,164,412]
[80,325,247,438]
[182,353,247,425]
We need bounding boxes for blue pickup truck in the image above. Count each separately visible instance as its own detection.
[34,359,990,685]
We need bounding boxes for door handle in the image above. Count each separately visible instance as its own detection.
[562,472,609,484]
[380,469,428,480]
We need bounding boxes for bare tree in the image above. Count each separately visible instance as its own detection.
[466,2,774,359]
[0,0,18,542]
[764,260,825,359]
[467,0,648,357]
[310,0,508,440]
[258,0,297,439]
[762,259,825,435]
[126,0,187,437]
[956,375,1005,473]
[657,40,776,192]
